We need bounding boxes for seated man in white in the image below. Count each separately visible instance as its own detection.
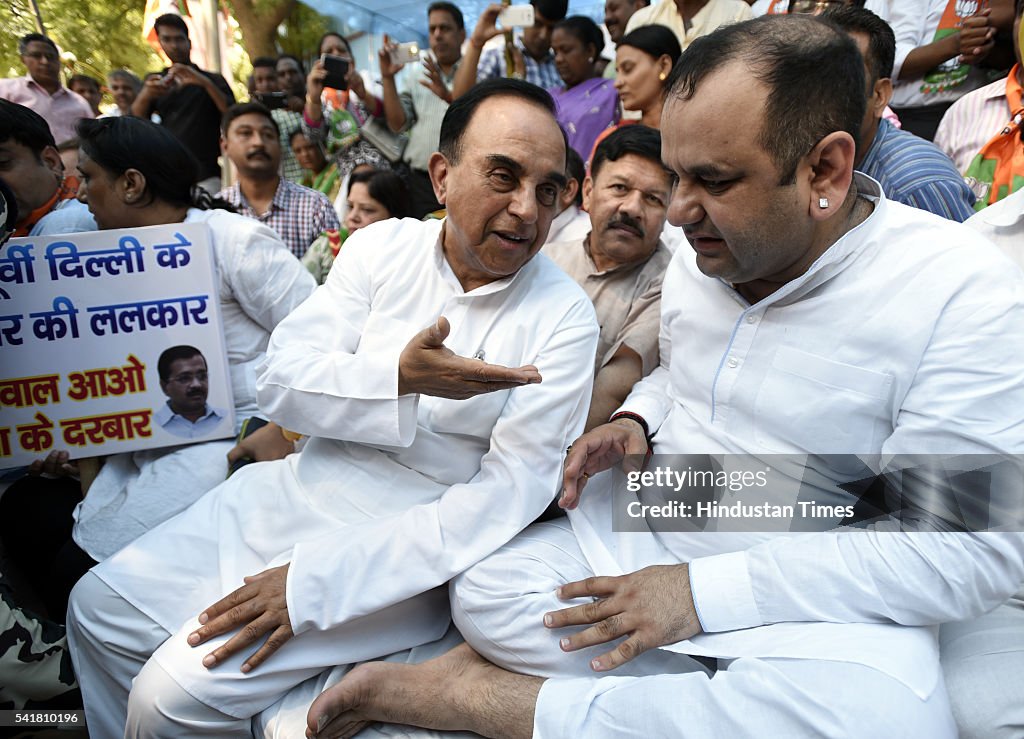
[65,78,599,738]
[302,16,1024,739]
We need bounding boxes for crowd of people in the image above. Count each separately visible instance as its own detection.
[1,0,1024,737]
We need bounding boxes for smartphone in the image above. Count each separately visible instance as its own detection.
[389,41,421,65]
[498,4,535,28]
[253,91,287,110]
[321,53,350,90]
[227,416,269,477]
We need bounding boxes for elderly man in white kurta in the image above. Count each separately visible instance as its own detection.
[65,79,599,738]
[301,17,1024,739]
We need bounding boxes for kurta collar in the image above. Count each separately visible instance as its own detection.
[433,218,536,297]
[723,173,886,309]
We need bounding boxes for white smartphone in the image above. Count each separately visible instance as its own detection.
[389,41,421,65]
[498,4,535,28]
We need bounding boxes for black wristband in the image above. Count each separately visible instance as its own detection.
[609,411,653,452]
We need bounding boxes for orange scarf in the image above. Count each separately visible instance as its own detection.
[964,65,1024,210]
[14,175,80,237]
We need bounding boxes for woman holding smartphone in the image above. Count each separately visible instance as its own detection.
[302,32,390,177]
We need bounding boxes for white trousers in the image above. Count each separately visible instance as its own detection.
[940,590,1024,738]
[451,520,958,739]
[67,571,449,738]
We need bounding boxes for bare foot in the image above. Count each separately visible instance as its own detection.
[306,643,541,739]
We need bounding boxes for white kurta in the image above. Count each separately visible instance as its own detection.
[568,175,1024,699]
[87,216,599,714]
[966,186,1024,264]
[72,208,317,560]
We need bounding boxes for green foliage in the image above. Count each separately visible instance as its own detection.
[0,0,329,106]
[1,0,161,86]
[277,1,332,67]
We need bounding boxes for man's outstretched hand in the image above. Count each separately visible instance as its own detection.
[544,564,702,672]
[188,564,293,673]
[398,317,541,399]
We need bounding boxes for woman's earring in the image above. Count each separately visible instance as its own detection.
[659,72,667,81]
[818,197,829,209]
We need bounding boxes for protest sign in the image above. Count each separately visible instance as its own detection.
[0,222,234,467]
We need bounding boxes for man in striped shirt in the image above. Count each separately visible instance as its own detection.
[829,6,976,221]
[452,0,568,100]
[217,102,340,259]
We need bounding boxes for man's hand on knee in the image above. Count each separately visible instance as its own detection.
[543,564,703,671]
[187,563,293,673]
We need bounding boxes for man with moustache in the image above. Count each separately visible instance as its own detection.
[217,102,339,259]
[155,346,227,440]
[302,16,1024,739]
[544,125,673,431]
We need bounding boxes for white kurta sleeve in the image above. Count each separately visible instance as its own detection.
[255,229,421,446]
[690,252,1024,632]
[227,221,317,332]
[888,0,930,82]
[285,300,599,634]
[617,254,679,435]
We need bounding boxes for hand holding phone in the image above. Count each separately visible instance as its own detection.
[389,41,421,66]
[498,4,535,28]
[321,53,350,90]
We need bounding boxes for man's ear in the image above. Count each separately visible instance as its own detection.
[805,131,856,221]
[873,77,894,116]
[560,177,579,211]
[40,145,64,178]
[428,151,449,204]
[581,175,594,213]
[219,133,227,156]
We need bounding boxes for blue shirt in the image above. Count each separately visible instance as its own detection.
[30,198,96,236]
[476,40,563,91]
[857,119,976,223]
[154,401,227,439]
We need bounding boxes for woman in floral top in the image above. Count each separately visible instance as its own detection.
[302,32,390,178]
